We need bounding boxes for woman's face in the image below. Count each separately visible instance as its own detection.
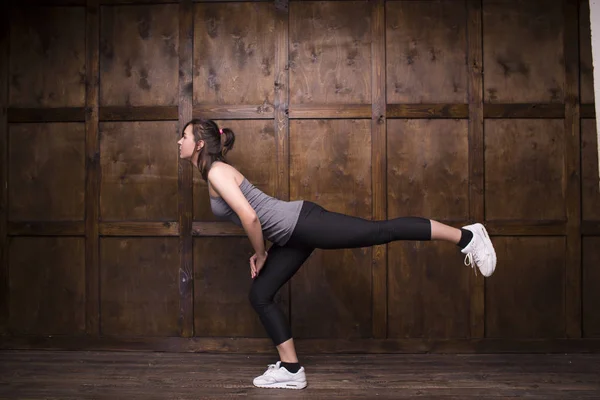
[178,125,201,159]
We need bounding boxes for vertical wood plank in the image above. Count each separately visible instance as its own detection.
[0,1,8,334]
[178,0,194,338]
[274,0,291,320]
[85,0,100,335]
[564,0,582,338]
[467,0,485,338]
[371,0,387,339]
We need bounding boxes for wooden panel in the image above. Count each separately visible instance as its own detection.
[289,1,371,105]
[194,238,266,337]
[86,0,101,337]
[388,241,471,338]
[564,0,581,339]
[581,104,596,118]
[100,121,178,221]
[179,0,194,338]
[0,1,8,334]
[583,237,600,337]
[371,0,387,339]
[483,103,565,118]
[193,3,275,105]
[582,119,600,220]
[99,222,179,236]
[9,221,85,236]
[9,123,86,221]
[9,7,86,107]
[580,0,594,104]
[290,120,372,338]
[100,238,179,336]
[8,108,86,123]
[387,104,468,119]
[386,0,467,103]
[9,237,85,334]
[193,120,276,221]
[388,120,469,219]
[486,237,566,338]
[4,335,600,354]
[484,119,565,221]
[99,106,178,121]
[290,104,371,119]
[192,105,274,119]
[100,4,179,106]
[483,0,564,103]
[467,0,485,339]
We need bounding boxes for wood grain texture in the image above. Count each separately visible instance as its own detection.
[582,119,600,220]
[194,237,267,337]
[486,237,566,338]
[371,0,387,339]
[289,104,371,119]
[3,352,600,399]
[0,3,8,334]
[179,0,194,339]
[9,237,85,335]
[483,0,564,103]
[9,6,86,107]
[274,0,291,322]
[99,222,179,236]
[99,121,178,221]
[100,4,179,106]
[388,120,469,219]
[580,0,594,104]
[583,237,600,337]
[99,106,178,121]
[100,238,179,336]
[193,2,275,105]
[564,0,581,339]
[289,1,371,104]
[8,107,86,122]
[192,105,274,119]
[483,103,565,118]
[193,120,276,221]
[388,240,471,338]
[484,119,565,221]
[386,0,467,103]
[8,221,85,236]
[467,0,484,339]
[8,123,86,221]
[290,119,372,339]
[85,0,100,336]
[387,104,468,119]
[3,336,600,354]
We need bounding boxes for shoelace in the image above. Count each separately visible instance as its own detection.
[263,363,279,376]
[464,253,477,276]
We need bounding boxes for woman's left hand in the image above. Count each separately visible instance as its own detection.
[250,251,268,279]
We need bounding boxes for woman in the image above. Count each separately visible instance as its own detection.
[177,118,497,390]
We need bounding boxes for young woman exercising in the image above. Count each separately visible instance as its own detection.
[177,118,497,390]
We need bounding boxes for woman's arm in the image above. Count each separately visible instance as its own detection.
[207,165,266,257]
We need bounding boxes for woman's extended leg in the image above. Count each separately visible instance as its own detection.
[286,201,496,276]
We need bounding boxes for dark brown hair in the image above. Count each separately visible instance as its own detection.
[181,118,235,180]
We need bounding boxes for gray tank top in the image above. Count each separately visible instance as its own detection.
[209,178,303,246]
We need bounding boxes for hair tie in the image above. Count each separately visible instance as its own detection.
[219,129,224,135]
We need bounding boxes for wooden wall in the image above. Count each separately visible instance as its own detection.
[1,0,599,354]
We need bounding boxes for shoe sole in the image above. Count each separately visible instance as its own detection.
[254,381,307,390]
[474,223,497,277]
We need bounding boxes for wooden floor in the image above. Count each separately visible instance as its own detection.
[1,350,599,399]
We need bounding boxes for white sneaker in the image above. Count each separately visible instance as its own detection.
[252,361,307,390]
[461,223,497,277]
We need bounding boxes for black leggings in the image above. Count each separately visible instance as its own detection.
[248,201,431,346]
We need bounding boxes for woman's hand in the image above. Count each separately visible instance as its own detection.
[250,251,268,279]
